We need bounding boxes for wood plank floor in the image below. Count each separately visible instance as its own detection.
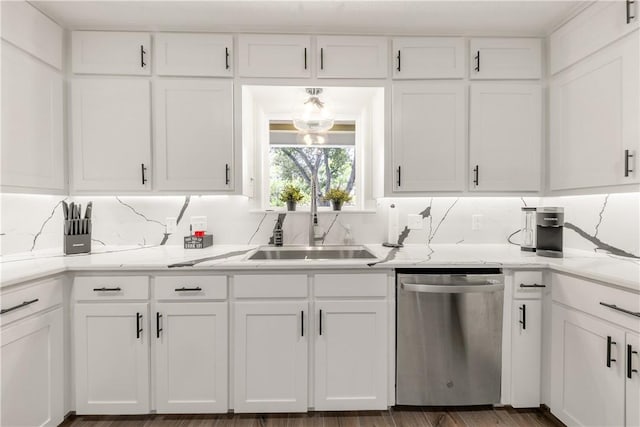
[60,407,563,427]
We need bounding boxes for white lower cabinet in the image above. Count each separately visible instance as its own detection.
[154,302,228,413]
[1,308,64,427]
[233,301,308,413]
[314,300,387,410]
[510,299,541,407]
[626,332,640,427]
[74,303,150,414]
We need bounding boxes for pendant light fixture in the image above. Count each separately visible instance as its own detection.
[292,88,335,134]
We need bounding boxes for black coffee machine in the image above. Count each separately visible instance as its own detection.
[536,207,564,258]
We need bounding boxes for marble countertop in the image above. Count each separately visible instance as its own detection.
[1,244,638,292]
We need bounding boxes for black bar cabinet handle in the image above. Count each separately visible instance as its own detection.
[628,344,639,379]
[473,165,479,186]
[136,312,143,339]
[519,304,527,330]
[320,48,324,70]
[520,283,546,288]
[140,45,146,68]
[225,47,230,70]
[627,0,636,24]
[607,335,617,367]
[174,286,202,292]
[319,309,323,335]
[397,166,401,187]
[93,287,122,292]
[156,312,163,339]
[625,150,634,177]
[304,47,307,70]
[0,299,39,315]
[141,163,148,185]
[397,50,401,72]
[474,51,480,72]
[600,302,640,318]
[301,310,304,337]
[225,163,230,185]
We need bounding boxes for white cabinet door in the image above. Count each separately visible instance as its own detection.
[71,79,151,192]
[317,36,388,78]
[392,37,465,79]
[314,300,387,410]
[154,302,228,413]
[74,303,150,414]
[550,33,639,191]
[154,79,233,191]
[469,38,541,80]
[1,41,64,192]
[550,304,625,427]
[72,31,150,75]
[392,82,466,192]
[1,308,63,427]
[154,33,232,77]
[511,299,541,408]
[469,83,541,192]
[238,35,310,78]
[627,332,640,427]
[234,301,308,413]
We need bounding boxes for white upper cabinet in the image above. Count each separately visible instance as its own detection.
[1,1,63,70]
[392,82,466,192]
[154,79,233,191]
[238,35,310,78]
[154,33,233,77]
[550,0,639,75]
[550,33,639,191]
[71,79,151,192]
[317,36,388,78]
[1,41,64,192]
[392,37,465,79]
[469,83,541,192]
[72,31,151,75]
[469,38,541,80]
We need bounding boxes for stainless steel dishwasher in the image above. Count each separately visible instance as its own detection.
[396,268,504,406]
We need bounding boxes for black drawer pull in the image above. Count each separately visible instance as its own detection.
[225,163,230,185]
[519,283,546,288]
[93,287,122,292]
[174,286,202,292]
[301,310,305,337]
[141,163,148,185]
[473,165,479,186]
[625,150,634,177]
[0,299,39,315]
[627,0,636,24]
[397,50,401,72]
[628,345,638,379]
[140,45,146,68]
[320,48,324,70]
[519,304,527,330]
[600,302,640,318]
[156,312,163,339]
[225,47,230,70]
[319,309,323,335]
[136,312,143,339]
[304,47,307,70]
[607,335,617,367]
[397,166,401,187]
[474,50,480,72]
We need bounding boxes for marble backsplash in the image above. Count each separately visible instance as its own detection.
[1,192,638,259]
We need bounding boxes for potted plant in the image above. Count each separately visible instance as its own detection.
[323,188,352,211]
[279,184,304,211]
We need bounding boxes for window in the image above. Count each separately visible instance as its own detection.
[269,122,356,208]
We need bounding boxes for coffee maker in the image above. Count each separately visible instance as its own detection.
[536,207,564,258]
[520,207,537,252]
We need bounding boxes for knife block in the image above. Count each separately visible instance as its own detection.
[64,223,92,255]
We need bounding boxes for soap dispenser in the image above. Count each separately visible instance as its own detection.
[343,224,355,245]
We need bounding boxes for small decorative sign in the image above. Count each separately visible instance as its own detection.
[184,234,213,249]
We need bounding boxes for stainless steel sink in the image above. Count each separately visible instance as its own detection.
[247,245,377,260]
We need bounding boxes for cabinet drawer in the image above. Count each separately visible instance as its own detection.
[73,276,149,301]
[1,277,63,325]
[315,274,387,297]
[234,274,307,298]
[513,271,545,299]
[552,273,640,331]
[155,275,227,300]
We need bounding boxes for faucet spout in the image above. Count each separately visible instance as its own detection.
[309,174,323,246]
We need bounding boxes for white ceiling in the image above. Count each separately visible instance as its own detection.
[31,1,588,37]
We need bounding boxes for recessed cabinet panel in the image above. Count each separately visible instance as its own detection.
[72,31,151,75]
[550,33,639,191]
[392,82,466,192]
[469,83,541,192]
[392,37,465,79]
[71,79,151,192]
[317,36,388,78]
[154,33,233,77]
[154,79,233,191]
[1,41,64,192]
[1,309,63,427]
[470,38,541,80]
[238,35,310,78]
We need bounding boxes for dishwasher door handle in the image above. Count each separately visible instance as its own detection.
[401,282,504,293]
